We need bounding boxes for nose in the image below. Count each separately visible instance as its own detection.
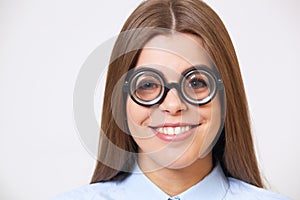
[158,88,187,115]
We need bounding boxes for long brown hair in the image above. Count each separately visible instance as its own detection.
[91,0,263,188]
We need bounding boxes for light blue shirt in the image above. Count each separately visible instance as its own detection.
[53,164,291,200]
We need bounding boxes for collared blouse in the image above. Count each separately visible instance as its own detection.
[53,164,291,200]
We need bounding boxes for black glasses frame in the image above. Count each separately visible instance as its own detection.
[123,65,224,107]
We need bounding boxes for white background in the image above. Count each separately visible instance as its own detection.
[0,0,299,199]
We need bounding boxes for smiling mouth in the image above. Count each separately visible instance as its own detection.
[149,124,200,136]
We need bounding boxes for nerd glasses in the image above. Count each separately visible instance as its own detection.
[123,65,223,107]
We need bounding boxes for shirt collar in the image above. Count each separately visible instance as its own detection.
[121,163,229,200]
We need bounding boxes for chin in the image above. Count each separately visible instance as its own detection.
[152,149,208,170]
[165,153,204,169]
[165,160,198,170]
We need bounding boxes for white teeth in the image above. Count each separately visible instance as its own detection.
[155,126,193,135]
[174,127,181,135]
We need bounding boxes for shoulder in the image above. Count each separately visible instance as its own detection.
[52,181,124,200]
[226,177,291,200]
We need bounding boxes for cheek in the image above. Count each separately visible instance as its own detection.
[188,103,212,124]
[126,99,159,151]
[192,95,221,124]
[196,98,223,158]
[126,99,151,135]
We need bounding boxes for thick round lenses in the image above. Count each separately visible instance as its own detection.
[181,68,216,105]
[126,66,219,106]
[130,70,164,105]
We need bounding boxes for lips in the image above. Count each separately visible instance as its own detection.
[149,123,201,142]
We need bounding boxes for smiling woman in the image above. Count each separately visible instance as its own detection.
[124,33,225,174]
[54,0,291,199]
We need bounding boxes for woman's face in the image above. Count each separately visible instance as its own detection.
[126,33,222,171]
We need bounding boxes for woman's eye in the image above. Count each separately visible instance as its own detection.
[137,81,158,90]
[189,78,207,89]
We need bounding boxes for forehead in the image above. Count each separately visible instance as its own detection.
[135,33,213,76]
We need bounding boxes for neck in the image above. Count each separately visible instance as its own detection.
[138,153,213,197]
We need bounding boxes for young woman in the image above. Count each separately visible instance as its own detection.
[55,0,291,199]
